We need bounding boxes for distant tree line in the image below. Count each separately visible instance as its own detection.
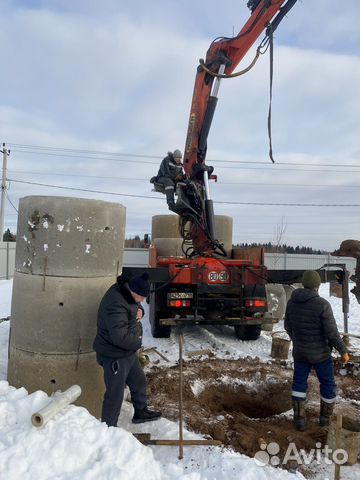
[2,230,328,254]
[234,242,328,255]
[2,229,16,242]
[124,234,150,248]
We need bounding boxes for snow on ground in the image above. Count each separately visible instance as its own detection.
[0,279,359,479]
[141,282,360,365]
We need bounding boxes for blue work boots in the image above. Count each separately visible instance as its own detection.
[292,399,306,431]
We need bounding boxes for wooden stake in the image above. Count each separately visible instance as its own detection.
[142,347,170,362]
[133,433,221,446]
[334,414,342,480]
[187,349,212,358]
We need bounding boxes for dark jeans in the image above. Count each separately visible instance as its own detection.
[97,352,147,427]
[292,357,336,402]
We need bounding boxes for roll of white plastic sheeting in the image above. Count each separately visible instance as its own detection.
[31,385,82,427]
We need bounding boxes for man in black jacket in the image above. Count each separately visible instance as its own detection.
[156,149,184,211]
[93,272,161,427]
[284,270,349,431]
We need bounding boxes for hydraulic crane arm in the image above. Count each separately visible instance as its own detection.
[172,0,298,257]
[183,0,298,174]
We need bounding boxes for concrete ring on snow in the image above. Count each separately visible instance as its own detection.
[265,283,287,321]
[7,346,104,418]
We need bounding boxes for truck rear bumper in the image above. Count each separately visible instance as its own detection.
[160,312,277,326]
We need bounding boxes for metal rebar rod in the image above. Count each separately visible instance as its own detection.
[179,330,184,460]
[142,439,221,446]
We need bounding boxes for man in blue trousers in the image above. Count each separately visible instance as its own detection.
[285,270,349,431]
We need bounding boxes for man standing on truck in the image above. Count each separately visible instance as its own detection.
[156,149,184,211]
[93,271,161,427]
[284,270,349,431]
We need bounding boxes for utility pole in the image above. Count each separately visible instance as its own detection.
[0,143,10,241]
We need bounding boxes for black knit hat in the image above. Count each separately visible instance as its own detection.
[302,270,321,289]
[129,272,150,297]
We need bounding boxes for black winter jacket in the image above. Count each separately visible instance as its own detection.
[157,152,183,180]
[284,288,347,363]
[93,276,144,358]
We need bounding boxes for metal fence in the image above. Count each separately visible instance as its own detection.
[264,252,356,275]
[0,242,16,280]
[0,242,356,280]
[0,243,150,280]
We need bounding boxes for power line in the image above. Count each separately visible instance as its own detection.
[9,149,360,173]
[8,143,360,168]
[9,170,146,181]
[8,170,360,188]
[8,178,360,207]
[215,200,360,207]
[5,191,18,213]
[10,144,161,159]
[11,149,157,165]
[8,178,156,200]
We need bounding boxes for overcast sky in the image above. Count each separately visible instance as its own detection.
[0,0,359,251]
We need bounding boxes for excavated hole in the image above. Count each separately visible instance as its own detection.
[147,359,360,478]
[198,381,291,418]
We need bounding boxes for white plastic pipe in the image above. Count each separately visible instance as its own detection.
[31,385,82,427]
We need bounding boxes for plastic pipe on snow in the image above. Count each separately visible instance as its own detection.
[31,385,82,427]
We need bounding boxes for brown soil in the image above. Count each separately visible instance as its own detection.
[146,356,360,477]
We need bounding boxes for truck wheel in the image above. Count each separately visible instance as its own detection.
[149,291,171,338]
[234,324,261,341]
[150,312,171,338]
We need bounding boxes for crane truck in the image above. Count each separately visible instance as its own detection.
[121,1,352,342]
[144,0,300,340]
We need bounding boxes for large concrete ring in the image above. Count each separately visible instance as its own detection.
[7,346,104,418]
[15,196,126,277]
[151,215,181,240]
[283,284,296,303]
[10,272,115,353]
[153,238,184,257]
[214,215,233,257]
[265,283,287,321]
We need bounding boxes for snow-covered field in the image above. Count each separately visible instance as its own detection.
[0,279,359,480]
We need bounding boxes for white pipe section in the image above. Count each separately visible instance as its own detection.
[31,385,82,427]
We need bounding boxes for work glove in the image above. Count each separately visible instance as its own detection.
[138,349,150,369]
[341,353,350,364]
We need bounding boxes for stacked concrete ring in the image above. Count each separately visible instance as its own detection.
[8,196,126,417]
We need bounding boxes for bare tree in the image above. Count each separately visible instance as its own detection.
[273,216,287,269]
